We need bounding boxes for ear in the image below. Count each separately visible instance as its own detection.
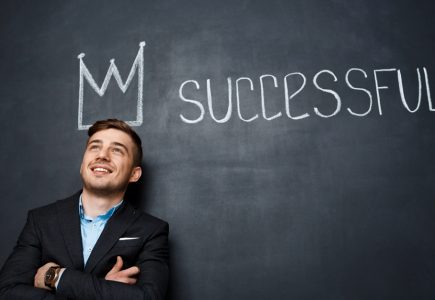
[129,166,142,183]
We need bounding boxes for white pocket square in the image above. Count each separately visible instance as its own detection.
[119,237,140,241]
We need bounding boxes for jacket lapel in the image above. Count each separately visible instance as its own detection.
[56,192,85,270]
[84,201,139,273]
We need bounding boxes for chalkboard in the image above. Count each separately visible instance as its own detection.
[1,0,435,299]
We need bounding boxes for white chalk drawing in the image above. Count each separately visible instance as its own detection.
[424,67,435,111]
[260,74,282,120]
[77,41,145,130]
[179,67,433,124]
[236,77,258,122]
[397,68,422,113]
[284,72,308,120]
[345,68,372,117]
[313,70,341,118]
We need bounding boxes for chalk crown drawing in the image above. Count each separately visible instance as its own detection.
[77,41,145,130]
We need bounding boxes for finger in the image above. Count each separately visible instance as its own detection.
[35,274,50,290]
[107,256,123,275]
[119,276,137,285]
[34,267,46,288]
[125,277,137,285]
[106,256,123,276]
[119,266,140,277]
[115,256,123,270]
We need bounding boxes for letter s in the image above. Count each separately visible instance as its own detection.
[313,70,341,118]
[179,80,205,124]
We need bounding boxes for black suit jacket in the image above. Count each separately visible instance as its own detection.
[0,192,169,300]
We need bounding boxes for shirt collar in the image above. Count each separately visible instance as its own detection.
[79,194,123,221]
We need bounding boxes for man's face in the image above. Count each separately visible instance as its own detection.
[80,128,141,197]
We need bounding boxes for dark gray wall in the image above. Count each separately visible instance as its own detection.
[1,0,435,299]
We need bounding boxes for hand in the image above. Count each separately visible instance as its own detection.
[34,262,59,290]
[105,256,140,285]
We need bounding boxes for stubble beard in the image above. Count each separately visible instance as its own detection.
[81,173,129,198]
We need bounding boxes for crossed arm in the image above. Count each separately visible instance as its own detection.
[33,256,139,290]
[0,211,169,300]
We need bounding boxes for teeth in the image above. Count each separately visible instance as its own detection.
[94,167,109,173]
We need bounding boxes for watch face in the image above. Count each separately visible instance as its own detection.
[45,267,56,285]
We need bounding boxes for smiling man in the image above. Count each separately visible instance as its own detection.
[0,119,169,300]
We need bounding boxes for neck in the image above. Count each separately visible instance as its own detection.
[81,189,124,218]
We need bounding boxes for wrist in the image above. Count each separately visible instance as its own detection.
[44,266,61,289]
[55,268,66,289]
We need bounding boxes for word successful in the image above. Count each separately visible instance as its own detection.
[178,67,433,123]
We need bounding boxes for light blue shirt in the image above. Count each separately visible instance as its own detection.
[79,195,123,265]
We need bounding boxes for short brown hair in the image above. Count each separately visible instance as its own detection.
[87,119,143,166]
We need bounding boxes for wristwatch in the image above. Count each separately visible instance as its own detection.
[44,266,61,289]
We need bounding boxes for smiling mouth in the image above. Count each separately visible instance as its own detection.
[90,166,113,174]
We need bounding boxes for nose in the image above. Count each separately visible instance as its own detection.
[96,146,111,161]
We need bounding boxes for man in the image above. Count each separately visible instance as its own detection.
[0,119,169,300]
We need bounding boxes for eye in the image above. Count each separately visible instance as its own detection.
[112,147,124,154]
[88,144,100,151]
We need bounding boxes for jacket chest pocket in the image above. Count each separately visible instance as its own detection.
[108,239,143,268]
[113,237,143,248]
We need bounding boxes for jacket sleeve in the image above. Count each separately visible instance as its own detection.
[0,211,57,300]
[56,222,169,300]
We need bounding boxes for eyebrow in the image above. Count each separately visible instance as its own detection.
[112,142,129,153]
[87,139,129,153]
[87,139,102,146]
